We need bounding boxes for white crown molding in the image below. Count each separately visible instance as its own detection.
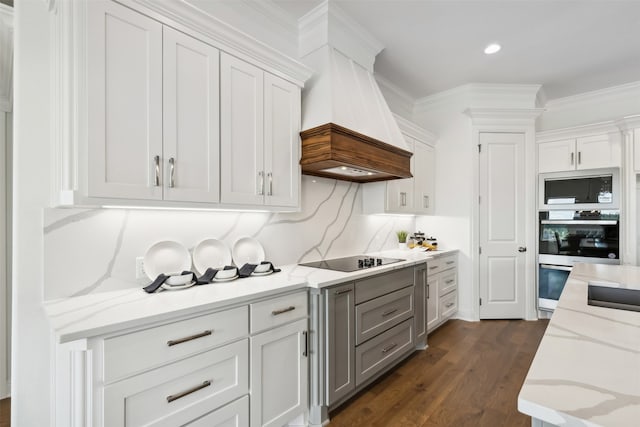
[376,74,416,115]
[393,113,437,145]
[239,0,298,38]
[124,0,312,86]
[536,120,621,142]
[616,114,640,132]
[544,80,640,110]
[43,0,56,13]
[0,3,13,113]
[299,0,383,71]
[464,108,545,126]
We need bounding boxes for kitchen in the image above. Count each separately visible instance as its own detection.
[3,0,640,426]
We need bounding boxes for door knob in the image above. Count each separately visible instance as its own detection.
[518,247,527,253]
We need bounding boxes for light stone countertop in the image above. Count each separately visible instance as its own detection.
[518,263,640,427]
[45,249,457,343]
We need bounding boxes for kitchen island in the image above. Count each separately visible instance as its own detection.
[518,263,640,426]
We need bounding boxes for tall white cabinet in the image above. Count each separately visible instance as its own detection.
[60,0,309,211]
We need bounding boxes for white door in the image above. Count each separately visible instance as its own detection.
[479,132,526,319]
[413,141,435,214]
[163,27,220,203]
[87,1,163,200]
[576,134,619,169]
[537,139,575,173]
[220,53,264,205]
[263,73,300,207]
[250,319,308,427]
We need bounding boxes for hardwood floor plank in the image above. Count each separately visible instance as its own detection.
[0,398,9,427]
[329,319,548,427]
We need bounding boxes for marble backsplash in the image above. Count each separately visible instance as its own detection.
[44,176,415,300]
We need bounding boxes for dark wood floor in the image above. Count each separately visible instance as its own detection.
[0,398,9,427]
[328,319,549,427]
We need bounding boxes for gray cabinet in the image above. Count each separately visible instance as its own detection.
[325,282,355,405]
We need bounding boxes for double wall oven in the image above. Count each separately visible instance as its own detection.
[538,169,620,311]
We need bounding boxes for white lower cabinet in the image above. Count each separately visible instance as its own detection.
[426,253,458,333]
[186,396,249,427]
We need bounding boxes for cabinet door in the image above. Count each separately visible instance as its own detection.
[163,27,220,203]
[413,141,435,214]
[576,134,620,170]
[386,137,414,212]
[264,73,301,207]
[426,275,439,333]
[250,318,308,427]
[326,283,355,405]
[221,53,264,205]
[414,266,427,346]
[537,139,575,173]
[87,1,162,200]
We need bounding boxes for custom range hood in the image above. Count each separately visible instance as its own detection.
[298,1,412,183]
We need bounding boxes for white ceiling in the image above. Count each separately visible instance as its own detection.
[273,0,640,102]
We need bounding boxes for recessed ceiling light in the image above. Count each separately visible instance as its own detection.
[484,43,501,55]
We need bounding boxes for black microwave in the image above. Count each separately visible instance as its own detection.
[538,168,620,210]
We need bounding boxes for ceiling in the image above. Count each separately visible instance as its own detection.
[273,0,640,102]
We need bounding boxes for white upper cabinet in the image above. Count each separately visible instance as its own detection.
[221,53,301,208]
[538,132,621,174]
[60,0,310,210]
[87,1,163,200]
[384,137,415,213]
[413,141,435,214]
[163,26,220,203]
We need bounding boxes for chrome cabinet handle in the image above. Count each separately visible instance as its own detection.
[429,265,438,270]
[578,151,581,164]
[400,192,407,206]
[427,284,430,299]
[382,343,397,354]
[445,302,455,308]
[381,308,398,317]
[168,157,175,188]
[570,152,574,165]
[258,171,264,195]
[446,261,455,265]
[153,155,160,186]
[424,195,429,208]
[518,246,527,253]
[166,380,211,403]
[272,306,295,316]
[267,172,273,196]
[302,331,308,357]
[335,288,353,295]
[445,279,455,284]
[167,330,212,347]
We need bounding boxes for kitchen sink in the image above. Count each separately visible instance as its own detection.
[587,282,640,312]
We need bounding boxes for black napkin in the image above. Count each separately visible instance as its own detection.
[238,261,281,278]
[143,270,195,293]
[197,266,236,284]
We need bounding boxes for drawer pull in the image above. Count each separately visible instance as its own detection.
[166,380,211,403]
[334,288,353,295]
[167,330,212,347]
[445,302,455,308]
[381,343,397,354]
[446,261,455,265]
[427,284,430,299]
[272,306,295,316]
[445,279,455,284]
[429,266,438,270]
[302,330,308,357]
[382,308,398,317]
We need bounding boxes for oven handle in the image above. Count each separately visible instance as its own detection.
[540,220,617,225]
[540,264,572,272]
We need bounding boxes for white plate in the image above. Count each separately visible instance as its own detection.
[193,239,232,275]
[143,240,191,280]
[212,275,239,283]
[161,281,196,291]
[251,270,273,277]
[232,237,265,267]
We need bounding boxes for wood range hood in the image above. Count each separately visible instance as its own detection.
[300,123,413,183]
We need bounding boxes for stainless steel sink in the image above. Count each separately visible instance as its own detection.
[587,282,640,312]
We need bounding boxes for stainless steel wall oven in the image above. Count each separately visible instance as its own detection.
[538,210,620,311]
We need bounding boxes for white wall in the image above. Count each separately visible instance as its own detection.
[12,1,51,425]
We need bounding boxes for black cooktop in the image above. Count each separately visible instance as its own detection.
[299,256,404,272]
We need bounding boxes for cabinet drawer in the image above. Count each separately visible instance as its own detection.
[104,339,248,427]
[427,254,457,276]
[355,286,413,345]
[438,270,457,297]
[185,395,249,427]
[250,291,308,334]
[104,306,248,383]
[355,319,414,386]
[355,267,414,304]
[440,290,458,319]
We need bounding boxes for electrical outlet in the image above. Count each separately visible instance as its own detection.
[135,256,146,279]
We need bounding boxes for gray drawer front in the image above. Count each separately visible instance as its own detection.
[355,286,413,345]
[355,267,414,304]
[355,319,414,386]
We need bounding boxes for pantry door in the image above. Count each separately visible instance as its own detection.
[479,132,526,319]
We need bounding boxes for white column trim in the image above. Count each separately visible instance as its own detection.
[0,4,13,113]
[467,108,543,321]
[0,113,7,399]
